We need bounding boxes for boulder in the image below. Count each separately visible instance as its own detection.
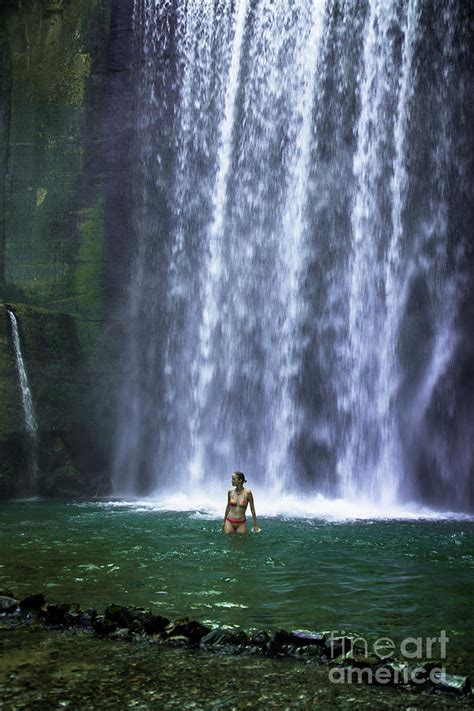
[166,618,211,644]
[40,603,72,625]
[268,629,294,655]
[104,604,137,628]
[431,671,471,695]
[93,615,118,635]
[0,595,19,613]
[200,627,249,650]
[104,604,169,634]
[19,593,45,611]
[142,614,169,636]
[290,630,326,647]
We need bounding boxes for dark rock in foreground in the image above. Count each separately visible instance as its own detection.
[19,593,45,611]
[0,590,472,699]
[0,595,19,613]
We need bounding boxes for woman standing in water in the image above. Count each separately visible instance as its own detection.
[223,471,261,534]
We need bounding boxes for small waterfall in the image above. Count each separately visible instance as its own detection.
[113,0,472,510]
[8,309,39,491]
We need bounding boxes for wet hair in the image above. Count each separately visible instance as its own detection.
[233,471,247,484]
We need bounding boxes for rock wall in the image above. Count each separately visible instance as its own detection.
[0,0,133,497]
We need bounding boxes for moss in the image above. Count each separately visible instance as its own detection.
[35,187,48,207]
[2,0,106,318]
[5,1,94,108]
[0,0,112,495]
[75,204,104,318]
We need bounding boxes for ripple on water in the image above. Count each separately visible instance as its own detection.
[1,502,473,662]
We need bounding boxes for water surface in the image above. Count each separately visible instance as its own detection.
[1,502,473,667]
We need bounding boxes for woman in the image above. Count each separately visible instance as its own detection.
[223,471,261,534]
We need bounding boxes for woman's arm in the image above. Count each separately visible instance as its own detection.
[248,491,261,532]
[222,490,231,528]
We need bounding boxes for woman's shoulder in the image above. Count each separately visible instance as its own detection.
[244,487,252,497]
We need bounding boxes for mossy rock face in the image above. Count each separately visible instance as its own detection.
[0,0,115,496]
[1,0,108,322]
[0,433,24,497]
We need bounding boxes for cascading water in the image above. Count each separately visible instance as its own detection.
[8,310,39,492]
[114,0,472,511]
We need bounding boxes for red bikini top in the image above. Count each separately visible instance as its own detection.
[229,497,248,508]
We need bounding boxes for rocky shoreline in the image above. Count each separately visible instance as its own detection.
[1,590,471,700]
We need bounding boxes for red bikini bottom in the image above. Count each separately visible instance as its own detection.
[226,516,246,525]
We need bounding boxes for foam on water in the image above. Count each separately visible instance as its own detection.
[99,491,473,522]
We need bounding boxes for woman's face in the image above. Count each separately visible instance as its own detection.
[231,473,240,487]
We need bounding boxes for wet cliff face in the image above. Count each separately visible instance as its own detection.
[0,0,134,497]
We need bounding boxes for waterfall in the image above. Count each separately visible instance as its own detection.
[8,310,39,491]
[337,0,421,504]
[114,0,472,510]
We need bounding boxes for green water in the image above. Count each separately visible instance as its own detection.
[1,502,473,669]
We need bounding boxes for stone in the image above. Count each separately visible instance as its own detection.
[341,651,381,668]
[130,619,144,634]
[0,595,19,613]
[267,629,294,655]
[431,671,471,695]
[40,603,72,625]
[167,635,190,647]
[290,630,326,647]
[166,618,211,645]
[247,630,271,650]
[104,604,138,629]
[200,627,249,649]
[78,609,97,628]
[93,615,118,635]
[19,593,45,611]
[104,604,169,635]
[142,614,169,636]
[111,627,132,640]
[63,603,82,627]
[324,636,353,659]
[293,645,324,660]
